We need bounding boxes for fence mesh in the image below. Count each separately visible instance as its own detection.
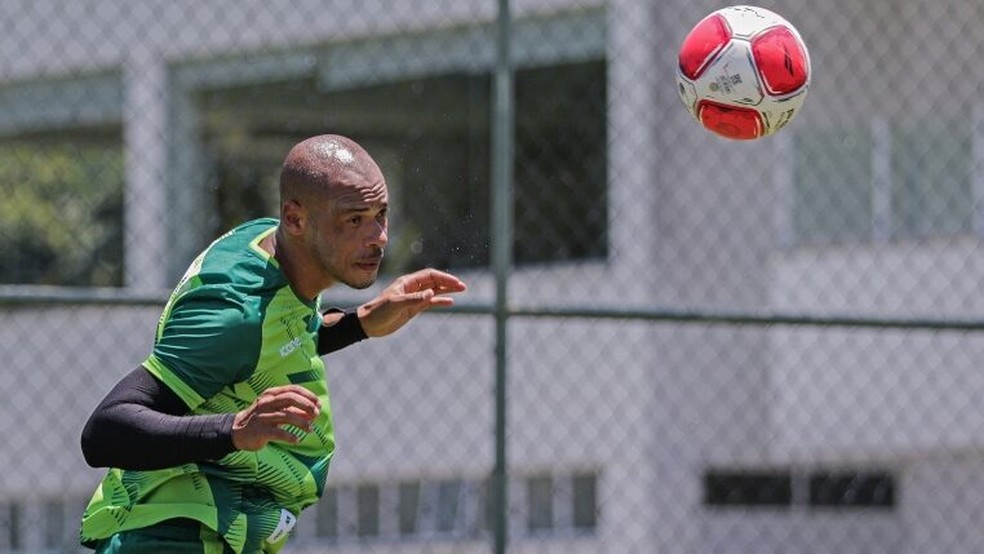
[2,0,984,552]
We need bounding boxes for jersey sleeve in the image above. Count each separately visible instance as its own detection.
[143,287,262,410]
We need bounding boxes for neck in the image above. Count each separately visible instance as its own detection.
[267,227,334,301]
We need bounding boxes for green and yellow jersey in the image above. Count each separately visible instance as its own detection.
[81,218,334,553]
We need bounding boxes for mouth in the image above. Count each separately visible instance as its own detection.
[355,258,381,272]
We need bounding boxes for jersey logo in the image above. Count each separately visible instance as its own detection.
[279,337,302,358]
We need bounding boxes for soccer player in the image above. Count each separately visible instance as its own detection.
[79,134,467,553]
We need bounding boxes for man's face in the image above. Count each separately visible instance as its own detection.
[307,170,389,290]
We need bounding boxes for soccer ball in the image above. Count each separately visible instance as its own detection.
[676,5,811,140]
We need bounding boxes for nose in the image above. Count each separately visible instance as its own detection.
[366,220,388,250]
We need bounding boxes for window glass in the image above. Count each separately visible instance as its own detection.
[572,472,598,530]
[0,135,123,286]
[527,475,554,532]
[435,479,463,534]
[514,61,608,264]
[703,469,792,507]
[891,119,972,238]
[43,499,64,548]
[398,481,421,536]
[809,471,895,508]
[314,471,599,545]
[0,502,21,550]
[198,59,607,274]
[315,487,338,539]
[792,126,872,244]
[356,484,380,538]
[790,116,974,245]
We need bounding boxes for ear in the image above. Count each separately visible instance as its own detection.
[280,200,307,236]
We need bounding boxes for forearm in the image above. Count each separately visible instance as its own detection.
[81,368,237,471]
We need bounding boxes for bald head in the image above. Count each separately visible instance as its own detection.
[279,134,381,204]
[273,134,389,296]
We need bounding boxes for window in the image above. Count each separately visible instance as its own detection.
[183,12,607,274]
[572,472,598,530]
[0,136,123,286]
[809,471,895,509]
[513,62,608,265]
[789,115,976,245]
[0,73,124,287]
[435,479,464,534]
[891,119,973,238]
[704,470,792,507]
[43,500,65,549]
[792,125,873,244]
[0,501,21,550]
[703,467,896,510]
[356,484,379,538]
[397,481,420,536]
[0,497,89,551]
[311,471,599,545]
[522,472,599,535]
[314,488,338,539]
[527,475,554,533]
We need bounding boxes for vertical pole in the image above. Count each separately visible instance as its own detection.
[123,53,169,290]
[972,106,984,236]
[491,0,513,553]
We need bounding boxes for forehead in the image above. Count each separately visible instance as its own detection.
[328,172,388,212]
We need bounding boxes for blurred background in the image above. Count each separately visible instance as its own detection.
[1,0,984,552]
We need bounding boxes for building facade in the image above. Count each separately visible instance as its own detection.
[2,0,984,552]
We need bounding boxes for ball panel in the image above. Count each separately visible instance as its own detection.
[678,13,731,80]
[758,90,808,134]
[717,5,787,38]
[751,26,809,95]
[697,100,764,140]
[677,78,699,115]
[697,42,765,106]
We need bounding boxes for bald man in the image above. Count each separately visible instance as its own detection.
[79,135,466,554]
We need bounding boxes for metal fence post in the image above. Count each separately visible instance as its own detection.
[491,0,514,552]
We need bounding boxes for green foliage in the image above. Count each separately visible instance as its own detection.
[0,140,123,286]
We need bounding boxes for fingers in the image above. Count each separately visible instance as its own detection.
[394,270,465,315]
[264,383,320,403]
[427,295,456,307]
[252,405,317,433]
[425,269,467,292]
[258,385,320,415]
[402,269,467,295]
[257,386,320,428]
[233,385,322,450]
[358,269,466,339]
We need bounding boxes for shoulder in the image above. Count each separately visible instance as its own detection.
[161,219,285,332]
[192,220,285,293]
[164,285,263,340]
[200,219,278,274]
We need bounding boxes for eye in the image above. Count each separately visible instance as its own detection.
[347,215,363,226]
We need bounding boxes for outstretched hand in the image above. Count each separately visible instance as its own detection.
[357,268,467,337]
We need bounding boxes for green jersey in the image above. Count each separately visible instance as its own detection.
[81,218,334,553]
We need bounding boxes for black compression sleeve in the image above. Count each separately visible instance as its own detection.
[80,367,236,470]
[317,308,368,355]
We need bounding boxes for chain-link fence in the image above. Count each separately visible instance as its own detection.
[2,0,984,552]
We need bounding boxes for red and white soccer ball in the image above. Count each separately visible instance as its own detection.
[676,5,811,140]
